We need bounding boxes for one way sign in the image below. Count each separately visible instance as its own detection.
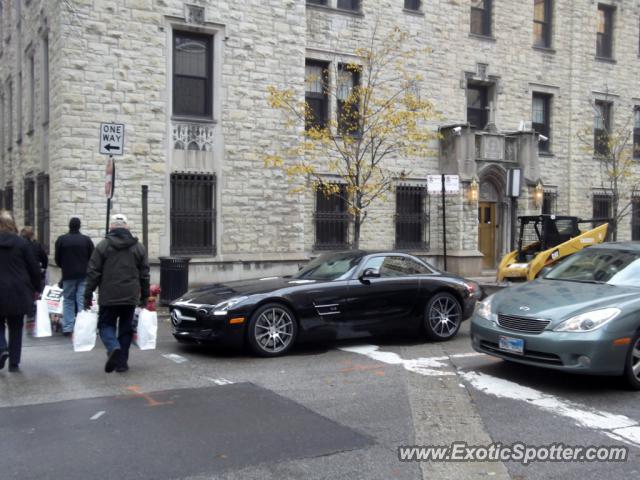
[99,123,125,156]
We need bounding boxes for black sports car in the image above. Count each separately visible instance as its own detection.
[170,251,481,356]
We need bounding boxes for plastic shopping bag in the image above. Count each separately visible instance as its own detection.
[73,310,98,352]
[34,299,52,338]
[135,308,157,350]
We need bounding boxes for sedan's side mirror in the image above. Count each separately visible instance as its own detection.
[359,267,381,284]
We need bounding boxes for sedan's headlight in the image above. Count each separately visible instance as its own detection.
[476,295,497,323]
[213,296,249,316]
[553,308,621,332]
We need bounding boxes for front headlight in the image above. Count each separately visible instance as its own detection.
[476,295,497,323]
[213,296,249,316]
[553,308,621,332]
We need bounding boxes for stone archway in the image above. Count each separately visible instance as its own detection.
[478,165,508,269]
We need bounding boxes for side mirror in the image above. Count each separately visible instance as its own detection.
[359,267,381,284]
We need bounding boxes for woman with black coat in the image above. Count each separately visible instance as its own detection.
[0,211,42,372]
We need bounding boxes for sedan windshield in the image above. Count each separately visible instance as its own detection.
[294,252,364,281]
[544,248,640,287]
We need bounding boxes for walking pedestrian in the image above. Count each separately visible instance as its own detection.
[54,217,94,336]
[0,211,43,372]
[84,214,149,373]
[20,226,48,287]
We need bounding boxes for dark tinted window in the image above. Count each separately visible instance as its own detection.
[467,84,488,129]
[596,4,614,58]
[173,32,212,117]
[470,0,492,36]
[295,252,363,281]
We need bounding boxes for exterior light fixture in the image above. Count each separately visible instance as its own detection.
[468,177,479,203]
[534,180,544,208]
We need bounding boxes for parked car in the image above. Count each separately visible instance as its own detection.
[170,251,481,356]
[472,242,640,389]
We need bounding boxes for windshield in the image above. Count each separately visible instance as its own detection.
[294,252,364,281]
[544,248,640,287]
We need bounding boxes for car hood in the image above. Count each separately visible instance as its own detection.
[171,276,318,307]
[492,279,640,326]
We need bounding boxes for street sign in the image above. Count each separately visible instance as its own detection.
[427,174,460,194]
[105,157,115,199]
[99,123,125,156]
[507,168,522,197]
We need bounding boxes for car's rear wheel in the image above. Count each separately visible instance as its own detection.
[423,292,462,341]
[623,334,640,391]
[247,303,298,357]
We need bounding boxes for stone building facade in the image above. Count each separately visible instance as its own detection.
[1,0,639,283]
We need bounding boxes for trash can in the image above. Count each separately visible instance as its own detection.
[159,257,191,306]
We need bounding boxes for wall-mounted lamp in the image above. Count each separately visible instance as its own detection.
[468,177,479,203]
[534,180,544,208]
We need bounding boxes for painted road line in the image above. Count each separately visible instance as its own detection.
[162,353,188,364]
[207,377,234,386]
[461,370,640,448]
[90,411,106,421]
[339,345,455,376]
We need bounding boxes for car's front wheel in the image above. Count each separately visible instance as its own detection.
[623,333,640,391]
[247,303,298,357]
[424,292,462,341]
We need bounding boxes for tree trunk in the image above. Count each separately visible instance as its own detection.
[353,212,361,250]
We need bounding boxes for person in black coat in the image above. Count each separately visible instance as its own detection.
[55,217,94,335]
[20,226,48,289]
[0,211,42,372]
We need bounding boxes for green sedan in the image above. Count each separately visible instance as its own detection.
[471,242,640,390]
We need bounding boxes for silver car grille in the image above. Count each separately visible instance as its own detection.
[497,314,550,334]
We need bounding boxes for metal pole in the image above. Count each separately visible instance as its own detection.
[442,174,447,271]
[105,198,111,235]
[511,197,518,251]
[142,185,148,253]
[105,155,115,235]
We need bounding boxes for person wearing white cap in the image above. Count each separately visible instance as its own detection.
[84,213,149,373]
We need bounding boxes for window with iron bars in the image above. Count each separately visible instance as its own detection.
[170,172,216,255]
[23,176,35,227]
[542,191,557,215]
[4,184,13,212]
[395,185,429,250]
[632,196,640,241]
[314,184,350,250]
[592,191,612,229]
[36,173,49,253]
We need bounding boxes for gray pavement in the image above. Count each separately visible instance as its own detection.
[1,315,639,479]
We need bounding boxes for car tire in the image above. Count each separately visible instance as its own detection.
[622,334,640,391]
[423,292,462,341]
[247,303,298,357]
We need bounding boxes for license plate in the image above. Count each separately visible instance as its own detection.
[499,335,524,355]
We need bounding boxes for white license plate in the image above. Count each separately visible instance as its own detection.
[499,335,524,355]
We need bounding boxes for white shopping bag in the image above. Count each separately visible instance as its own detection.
[135,308,157,350]
[34,299,52,338]
[73,310,98,352]
[42,285,64,315]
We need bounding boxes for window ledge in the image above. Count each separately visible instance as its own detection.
[538,151,555,158]
[403,8,424,16]
[306,4,364,18]
[595,56,616,64]
[171,116,217,124]
[468,33,496,42]
[532,45,555,54]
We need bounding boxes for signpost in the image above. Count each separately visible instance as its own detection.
[427,174,460,271]
[507,168,522,250]
[99,123,125,234]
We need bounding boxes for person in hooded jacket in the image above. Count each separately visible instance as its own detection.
[20,226,48,287]
[84,214,150,373]
[0,211,42,372]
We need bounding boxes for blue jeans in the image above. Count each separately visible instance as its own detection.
[98,305,135,367]
[62,279,86,333]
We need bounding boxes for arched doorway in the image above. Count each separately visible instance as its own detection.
[478,166,507,269]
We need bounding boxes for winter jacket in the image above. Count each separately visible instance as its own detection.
[84,228,150,307]
[0,232,43,316]
[28,239,48,271]
[54,230,95,280]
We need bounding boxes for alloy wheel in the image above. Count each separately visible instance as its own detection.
[632,338,640,382]
[253,307,295,354]
[428,295,461,338]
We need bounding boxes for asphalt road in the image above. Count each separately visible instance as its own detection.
[1,316,638,480]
